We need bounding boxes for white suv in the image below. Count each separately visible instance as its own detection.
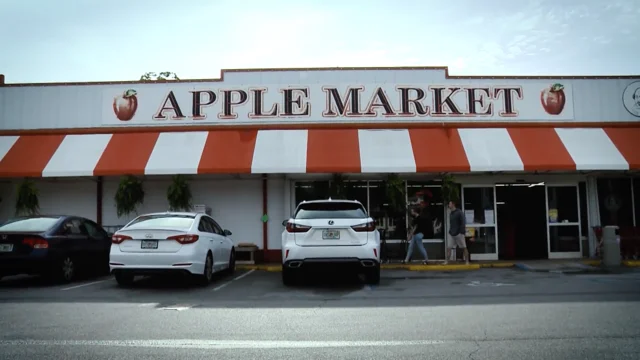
[281,199,381,285]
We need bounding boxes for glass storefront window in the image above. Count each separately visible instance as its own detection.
[462,187,495,225]
[407,181,444,240]
[344,180,368,209]
[369,180,406,240]
[597,178,634,227]
[547,186,578,224]
[295,181,330,205]
[549,225,580,253]
[467,226,497,254]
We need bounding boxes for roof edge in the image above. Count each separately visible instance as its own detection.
[2,66,640,87]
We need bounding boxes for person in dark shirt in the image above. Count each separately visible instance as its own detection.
[445,200,469,265]
[403,207,431,264]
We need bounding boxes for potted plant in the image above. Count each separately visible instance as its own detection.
[167,174,193,211]
[15,179,39,216]
[441,173,460,204]
[114,175,145,218]
[384,173,406,215]
[329,173,347,199]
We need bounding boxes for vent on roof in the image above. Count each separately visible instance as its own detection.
[193,204,212,216]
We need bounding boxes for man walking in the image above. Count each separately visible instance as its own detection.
[445,200,469,265]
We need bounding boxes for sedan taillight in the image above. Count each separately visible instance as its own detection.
[112,234,132,244]
[285,222,311,233]
[351,221,376,232]
[23,237,49,249]
[167,234,199,244]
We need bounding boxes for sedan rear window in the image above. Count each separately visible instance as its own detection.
[294,202,368,219]
[0,217,61,232]
[125,215,195,230]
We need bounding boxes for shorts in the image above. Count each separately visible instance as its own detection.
[447,234,466,249]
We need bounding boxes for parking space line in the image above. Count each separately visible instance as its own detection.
[212,269,255,292]
[60,279,109,291]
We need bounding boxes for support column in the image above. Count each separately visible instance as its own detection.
[262,174,268,257]
[96,176,103,226]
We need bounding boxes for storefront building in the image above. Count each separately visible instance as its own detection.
[0,67,639,262]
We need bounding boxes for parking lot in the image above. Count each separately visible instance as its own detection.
[2,267,640,308]
[1,268,640,359]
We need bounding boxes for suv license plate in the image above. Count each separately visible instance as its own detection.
[141,240,158,249]
[322,230,340,240]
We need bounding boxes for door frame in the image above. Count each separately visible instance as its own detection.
[545,183,583,259]
[461,184,498,261]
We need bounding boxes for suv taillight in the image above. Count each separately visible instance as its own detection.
[351,221,376,232]
[167,234,199,244]
[23,237,49,249]
[112,234,132,244]
[286,222,311,233]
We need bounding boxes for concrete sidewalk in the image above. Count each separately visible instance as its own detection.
[237,259,640,272]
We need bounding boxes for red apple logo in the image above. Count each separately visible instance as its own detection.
[540,83,565,115]
[113,89,138,121]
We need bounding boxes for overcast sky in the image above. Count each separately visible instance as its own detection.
[0,0,638,83]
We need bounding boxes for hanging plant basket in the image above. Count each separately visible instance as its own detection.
[329,173,347,199]
[167,174,193,211]
[384,173,406,216]
[114,175,145,218]
[15,179,39,216]
[441,174,460,203]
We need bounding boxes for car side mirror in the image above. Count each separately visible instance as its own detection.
[223,229,232,236]
[282,220,289,227]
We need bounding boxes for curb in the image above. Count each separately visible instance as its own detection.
[237,263,502,272]
[623,260,640,267]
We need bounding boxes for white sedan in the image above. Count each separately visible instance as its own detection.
[109,212,236,286]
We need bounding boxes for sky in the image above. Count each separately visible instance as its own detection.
[0,0,638,83]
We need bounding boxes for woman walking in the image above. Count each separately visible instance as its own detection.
[403,207,432,264]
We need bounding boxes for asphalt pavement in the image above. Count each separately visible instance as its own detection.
[0,267,639,359]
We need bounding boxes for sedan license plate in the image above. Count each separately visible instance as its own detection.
[0,243,13,252]
[141,240,158,249]
[322,229,340,240]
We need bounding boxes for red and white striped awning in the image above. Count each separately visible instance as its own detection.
[1,127,639,178]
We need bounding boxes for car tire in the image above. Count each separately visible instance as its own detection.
[225,249,236,275]
[282,265,296,286]
[365,265,381,285]
[195,252,214,286]
[47,256,76,284]
[115,272,135,287]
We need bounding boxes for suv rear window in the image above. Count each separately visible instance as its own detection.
[294,202,367,219]
[125,214,195,229]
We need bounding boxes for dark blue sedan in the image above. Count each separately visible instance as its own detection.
[0,215,111,283]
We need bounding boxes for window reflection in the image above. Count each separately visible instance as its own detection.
[547,186,578,224]
[466,226,497,254]
[549,225,580,252]
[369,180,406,240]
[463,187,495,225]
[295,181,330,205]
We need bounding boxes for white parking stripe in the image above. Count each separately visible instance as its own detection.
[0,339,449,349]
[60,279,109,291]
[212,269,255,292]
[232,269,255,281]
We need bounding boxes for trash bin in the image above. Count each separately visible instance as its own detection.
[602,225,621,268]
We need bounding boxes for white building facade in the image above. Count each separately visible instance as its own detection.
[1,67,639,262]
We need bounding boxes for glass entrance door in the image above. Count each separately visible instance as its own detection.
[461,186,498,261]
[546,184,583,259]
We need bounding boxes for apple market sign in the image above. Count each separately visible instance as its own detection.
[103,82,574,126]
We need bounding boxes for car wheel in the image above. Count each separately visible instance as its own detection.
[282,265,296,286]
[226,250,236,275]
[196,252,214,286]
[50,256,76,284]
[365,265,380,285]
[115,272,135,287]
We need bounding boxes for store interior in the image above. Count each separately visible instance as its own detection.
[496,183,548,260]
